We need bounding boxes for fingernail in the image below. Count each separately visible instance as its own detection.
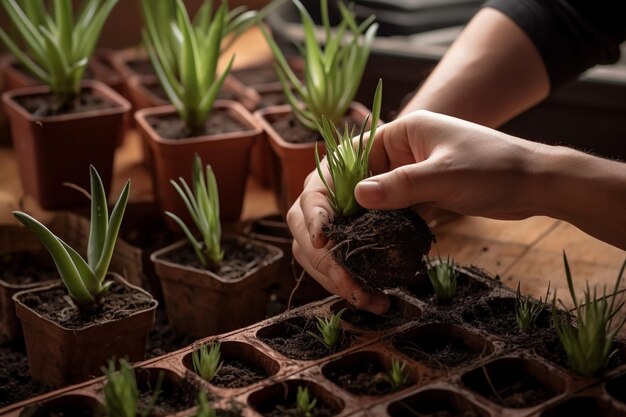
[357,180,385,204]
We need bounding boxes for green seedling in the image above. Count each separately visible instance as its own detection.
[426,256,459,302]
[102,359,162,417]
[308,309,346,349]
[192,343,223,382]
[515,282,550,331]
[389,357,409,389]
[296,386,317,417]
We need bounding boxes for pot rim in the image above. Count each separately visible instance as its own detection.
[12,272,158,332]
[1,79,131,123]
[134,100,263,146]
[150,234,284,285]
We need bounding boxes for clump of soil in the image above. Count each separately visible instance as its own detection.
[17,281,156,329]
[137,373,199,416]
[325,361,401,396]
[163,238,273,281]
[407,272,489,307]
[147,109,249,139]
[0,342,50,407]
[259,317,352,361]
[0,251,58,285]
[270,112,356,144]
[16,90,115,117]
[211,359,269,388]
[325,209,434,291]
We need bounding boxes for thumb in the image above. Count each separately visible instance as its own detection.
[355,163,441,210]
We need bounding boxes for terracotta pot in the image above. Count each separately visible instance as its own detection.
[0,56,39,91]
[135,101,262,223]
[255,102,371,214]
[12,273,157,387]
[151,236,283,338]
[2,80,130,209]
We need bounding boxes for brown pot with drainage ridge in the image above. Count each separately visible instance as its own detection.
[1,80,130,209]
[12,273,157,387]
[255,102,372,215]
[151,236,283,338]
[135,101,262,223]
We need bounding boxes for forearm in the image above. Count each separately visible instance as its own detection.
[529,145,626,250]
[399,8,549,128]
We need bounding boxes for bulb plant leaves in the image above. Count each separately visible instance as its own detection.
[262,0,378,131]
[389,357,409,389]
[426,256,459,303]
[308,308,346,350]
[192,343,223,383]
[515,282,550,332]
[12,166,130,310]
[167,154,223,271]
[296,386,317,417]
[0,0,119,103]
[553,252,626,376]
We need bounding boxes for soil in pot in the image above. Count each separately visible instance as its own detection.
[407,271,489,307]
[248,380,342,417]
[461,358,563,408]
[257,316,352,361]
[325,209,434,291]
[162,237,274,281]
[0,251,58,286]
[17,394,104,417]
[393,324,492,369]
[387,388,488,417]
[15,89,115,117]
[322,352,409,396]
[136,369,199,416]
[127,59,157,78]
[331,297,420,332]
[147,109,251,140]
[269,112,357,144]
[18,281,155,329]
[211,360,268,389]
[0,341,49,407]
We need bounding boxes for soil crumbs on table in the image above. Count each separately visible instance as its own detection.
[0,251,58,285]
[212,360,269,388]
[17,281,156,329]
[148,109,250,139]
[16,90,115,117]
[163,238,274,281]
[0,342,50,408]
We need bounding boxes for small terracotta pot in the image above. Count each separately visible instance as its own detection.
[2,80,131,209]
[12,273,157,387]
[255,103,371,214]
[0,56,39,91]
[135,101,262,223]
[151,236,283,338]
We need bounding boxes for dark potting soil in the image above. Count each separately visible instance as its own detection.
[394,337,478,369]
[211,359,269,388]
[325,209,434,291]
[481,376,553,408]
[0,251,58,285]
[146,308,194,359]
[407,272,489,307]
[147,109,250,139]
[233,67,280,87]
[15,89,115,117]
[163,238,273,281]
[17,281,155,330]
[0,341,50,408]
[259,317,352,361]
[326,361,401,396]
[269,112,357,144]
[137,378,198,416]
[261,399,336,417]
[339,299,412,332]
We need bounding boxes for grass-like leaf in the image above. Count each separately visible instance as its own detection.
[166,154,223,270]
[553,252,626,376]
[262,0,378,131]
[389,357,409,389]
[296,386,317,417]
[515,282,550,331]
[426,256,459,303]
[308,308,346,349]
[102,359,139,417]
[0,0,118,103]
[315,80,382,217]
[13,166,130,310]
[192,343,223,383]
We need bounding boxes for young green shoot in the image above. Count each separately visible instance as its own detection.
[142,0,233,134]
[166,154,223,270]
[102,359,162,417]
[0,0,119,107]
[389,357,409,389]
[12,166,130,310]
[553,252,626,376]
[426,256,459,303]
[296,386,317,417]
[194,391,217,417]
[192,343,223,383]
[262,0,378,130]
[308,309,346,349]
[515,282,550,331]
[315,80,382,218]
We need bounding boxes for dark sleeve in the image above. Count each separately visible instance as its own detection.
[483,0,626,89]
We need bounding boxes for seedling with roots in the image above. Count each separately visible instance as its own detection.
[389,357,409,389]
[296,386,317,417]
[515,282,550,331]
[192,343,223,383]
[426,256,459,302]
[308,309,346,349]
[553,252,626,376]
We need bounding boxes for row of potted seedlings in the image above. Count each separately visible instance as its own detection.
[4,258,626,416]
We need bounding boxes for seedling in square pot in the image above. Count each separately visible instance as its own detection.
[309,309,346,350]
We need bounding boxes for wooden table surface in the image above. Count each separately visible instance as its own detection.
[0,27,624,310]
